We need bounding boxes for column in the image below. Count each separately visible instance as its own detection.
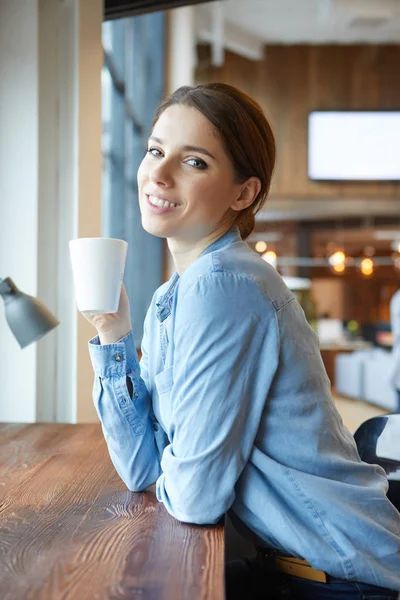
[0,0,103,423]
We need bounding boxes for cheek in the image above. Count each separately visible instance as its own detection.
[191,174,223,197]
[190,175,232,207]
[137,158,148,187]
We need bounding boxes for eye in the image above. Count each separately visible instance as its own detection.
[185,157,208,170]
[147,147,163,157]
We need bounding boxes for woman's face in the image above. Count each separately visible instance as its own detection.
[137,104,245,241]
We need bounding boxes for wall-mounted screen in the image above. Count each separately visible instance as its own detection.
[308,111,400,181]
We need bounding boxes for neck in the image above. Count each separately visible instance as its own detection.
[167,225,231,276]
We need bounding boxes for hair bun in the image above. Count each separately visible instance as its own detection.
[236,209,255,240]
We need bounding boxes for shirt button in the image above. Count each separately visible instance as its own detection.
[153,423,160,432]
[133,392,139,399]
[114,353,123,362]
[133,424,145,435]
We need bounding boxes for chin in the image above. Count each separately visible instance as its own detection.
[141,214,172,239]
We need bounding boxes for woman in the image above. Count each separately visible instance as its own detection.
[85,83,400,599]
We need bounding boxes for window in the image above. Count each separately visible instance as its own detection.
[101,12,165,347]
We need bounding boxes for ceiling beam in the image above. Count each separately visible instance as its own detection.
[104,0,215,20]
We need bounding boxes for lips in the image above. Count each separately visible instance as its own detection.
[145,193,181,214]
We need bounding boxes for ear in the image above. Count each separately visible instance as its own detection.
[231,177,262,213]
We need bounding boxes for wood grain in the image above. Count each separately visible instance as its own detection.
[0,424,225,600]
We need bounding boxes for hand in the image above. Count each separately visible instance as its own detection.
[81,284,132,345]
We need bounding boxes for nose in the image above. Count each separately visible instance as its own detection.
[149,158,173,188]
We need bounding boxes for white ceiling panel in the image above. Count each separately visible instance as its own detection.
[197,0,400,44]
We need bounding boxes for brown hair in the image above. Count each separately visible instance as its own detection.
[152,83,276,240]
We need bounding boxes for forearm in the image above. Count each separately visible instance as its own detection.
[89,332,161,491]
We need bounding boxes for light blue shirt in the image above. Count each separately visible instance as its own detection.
[89,227,400,590]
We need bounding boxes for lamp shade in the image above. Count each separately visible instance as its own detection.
[0,277,59,349]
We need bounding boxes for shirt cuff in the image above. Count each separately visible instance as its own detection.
[88,331,139,379]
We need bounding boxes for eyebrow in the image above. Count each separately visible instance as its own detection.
[149,136,216,160]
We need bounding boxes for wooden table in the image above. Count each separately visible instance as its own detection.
[0,423,225,600]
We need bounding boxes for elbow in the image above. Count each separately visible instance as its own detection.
[124,481,147,493]
[122,470,158,493]
[158,482,228,524]
[114,461,160,494]
[179,510,223,526]
[123,480,157,494]
[171,502,224,525]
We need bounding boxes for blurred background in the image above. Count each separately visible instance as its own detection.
[1,0,399,427]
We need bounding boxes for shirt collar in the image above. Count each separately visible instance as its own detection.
[200,225,241,257]
[155,226,241,323]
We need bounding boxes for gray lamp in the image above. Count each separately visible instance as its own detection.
[0,277,59,349]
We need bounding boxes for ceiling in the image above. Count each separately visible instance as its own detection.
[198,0,400,44]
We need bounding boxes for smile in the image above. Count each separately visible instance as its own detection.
[146,194,180,209]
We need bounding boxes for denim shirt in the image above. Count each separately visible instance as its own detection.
[89,227,400,590]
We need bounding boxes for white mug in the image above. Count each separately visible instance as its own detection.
[69,237,128,314]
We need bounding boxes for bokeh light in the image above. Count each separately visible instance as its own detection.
[328,250,346,266]
[262,250,277,267]
[360,257,374,276]
[333,262,345,274]
[255,241,267,253]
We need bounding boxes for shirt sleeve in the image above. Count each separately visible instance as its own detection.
[156,272,280,524]
[88,314,161,491]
